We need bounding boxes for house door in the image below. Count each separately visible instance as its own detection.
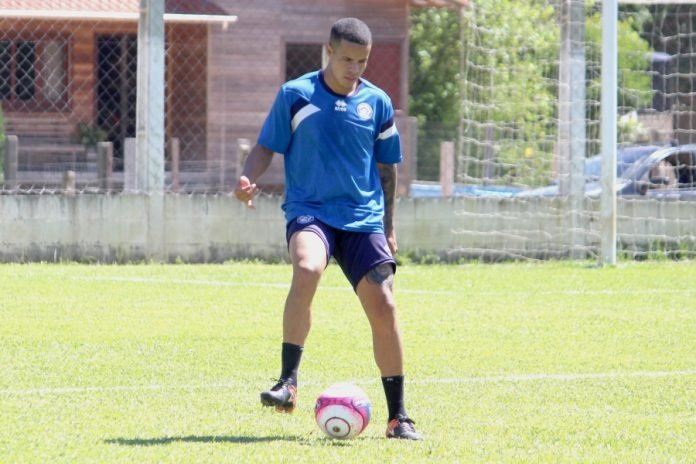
[96,35,137,167]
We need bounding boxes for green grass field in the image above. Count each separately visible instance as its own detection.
[1,261,695,463]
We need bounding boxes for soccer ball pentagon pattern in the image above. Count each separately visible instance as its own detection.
[314,382,372,439]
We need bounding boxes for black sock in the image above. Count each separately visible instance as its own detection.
[280,342,303,386]
[382,375,407,420]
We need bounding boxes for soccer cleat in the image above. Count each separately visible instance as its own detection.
[260,379,297,413]
[385,415,423,440]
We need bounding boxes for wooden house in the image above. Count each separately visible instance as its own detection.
[0,0,466,192]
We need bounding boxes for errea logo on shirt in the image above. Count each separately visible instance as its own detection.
[334,100,347,112]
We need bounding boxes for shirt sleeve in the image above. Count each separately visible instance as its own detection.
[258,87,292,155]
[373,97,402,165]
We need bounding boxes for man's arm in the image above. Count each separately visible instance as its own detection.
[378,162,398,254]
[241,144,274,182]
[234,144,274,208]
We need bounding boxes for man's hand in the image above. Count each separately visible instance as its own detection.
[234,175,259,209]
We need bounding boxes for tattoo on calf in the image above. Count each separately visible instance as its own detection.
[366,263,394,288]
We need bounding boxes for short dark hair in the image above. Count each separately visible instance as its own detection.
[329,18,372,46]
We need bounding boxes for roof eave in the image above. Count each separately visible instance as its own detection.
[0,9,237,26]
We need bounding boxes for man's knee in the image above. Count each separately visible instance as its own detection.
[293,258,324,283]
[359,263,397,313]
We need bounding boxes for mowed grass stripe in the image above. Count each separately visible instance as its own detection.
[3,368,696,396]
[71,275,694,296]
[1,261,695,463]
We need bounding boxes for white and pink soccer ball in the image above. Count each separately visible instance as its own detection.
[314,382,371,439]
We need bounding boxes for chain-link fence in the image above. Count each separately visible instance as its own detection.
[8,2,696,195]
[0,2,231,192]
[3,0,696,262]
[0,0,411,194]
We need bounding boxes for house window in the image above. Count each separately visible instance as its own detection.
[15,41,36,100]
[41,40,67,103]
[0,42,11,98]
[0,38,68,108]
[285,43,323,81]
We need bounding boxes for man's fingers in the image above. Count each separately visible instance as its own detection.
[239,175,251,188]
[245,184,259,199]
[235,177,259,208]
[245,188,257,208]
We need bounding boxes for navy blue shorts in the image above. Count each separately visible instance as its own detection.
[286,215,396,291]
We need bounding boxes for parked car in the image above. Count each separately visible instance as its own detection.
[410,182,522,198]
[619,144,696,199]
[515,144,696,199]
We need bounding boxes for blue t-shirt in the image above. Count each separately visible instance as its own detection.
[257,71,402,233]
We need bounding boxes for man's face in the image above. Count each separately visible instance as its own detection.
[325,39,371,95]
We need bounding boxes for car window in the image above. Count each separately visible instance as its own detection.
[621,148,669,181]
[644,159,678,189]
[585,146,659,181]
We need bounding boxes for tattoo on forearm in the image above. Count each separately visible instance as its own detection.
[378,164,397,233]
[366,263,394,289]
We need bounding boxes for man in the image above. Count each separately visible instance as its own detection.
[234,17,422,441]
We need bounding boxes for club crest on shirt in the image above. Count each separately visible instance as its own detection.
[334,100,347,112]
[297,215,315,224]
[356,102,373,120]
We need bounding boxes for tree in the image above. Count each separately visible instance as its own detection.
[409,1,655,185]
[409,8,461,124]
[459,0,559,185]
[585,3,653,151]
[409,7,461,180]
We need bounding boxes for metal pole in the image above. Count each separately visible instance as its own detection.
[559,0,587,259]
[457,4,467,185]
[568,0,586,259]
[558,3,571,196]
[600,0,618,265]
[136,0,165,193]
[5,135,18,189]
[440,141,455,197]
[137,0,166,262]
[97,141,113,192]
[168,137,180,193]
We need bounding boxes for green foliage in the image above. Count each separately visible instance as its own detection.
[409,8,462,124]
[617,110,649,144]
[414,120,458,180]
[409,2,655,186]
[464,0,560,185]
[585,7,653,151]
[75,123,107,148]
[409,8,462,180]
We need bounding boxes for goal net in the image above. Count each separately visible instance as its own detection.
[421,1,696,260]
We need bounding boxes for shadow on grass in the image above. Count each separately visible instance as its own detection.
[105,435,306,446]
